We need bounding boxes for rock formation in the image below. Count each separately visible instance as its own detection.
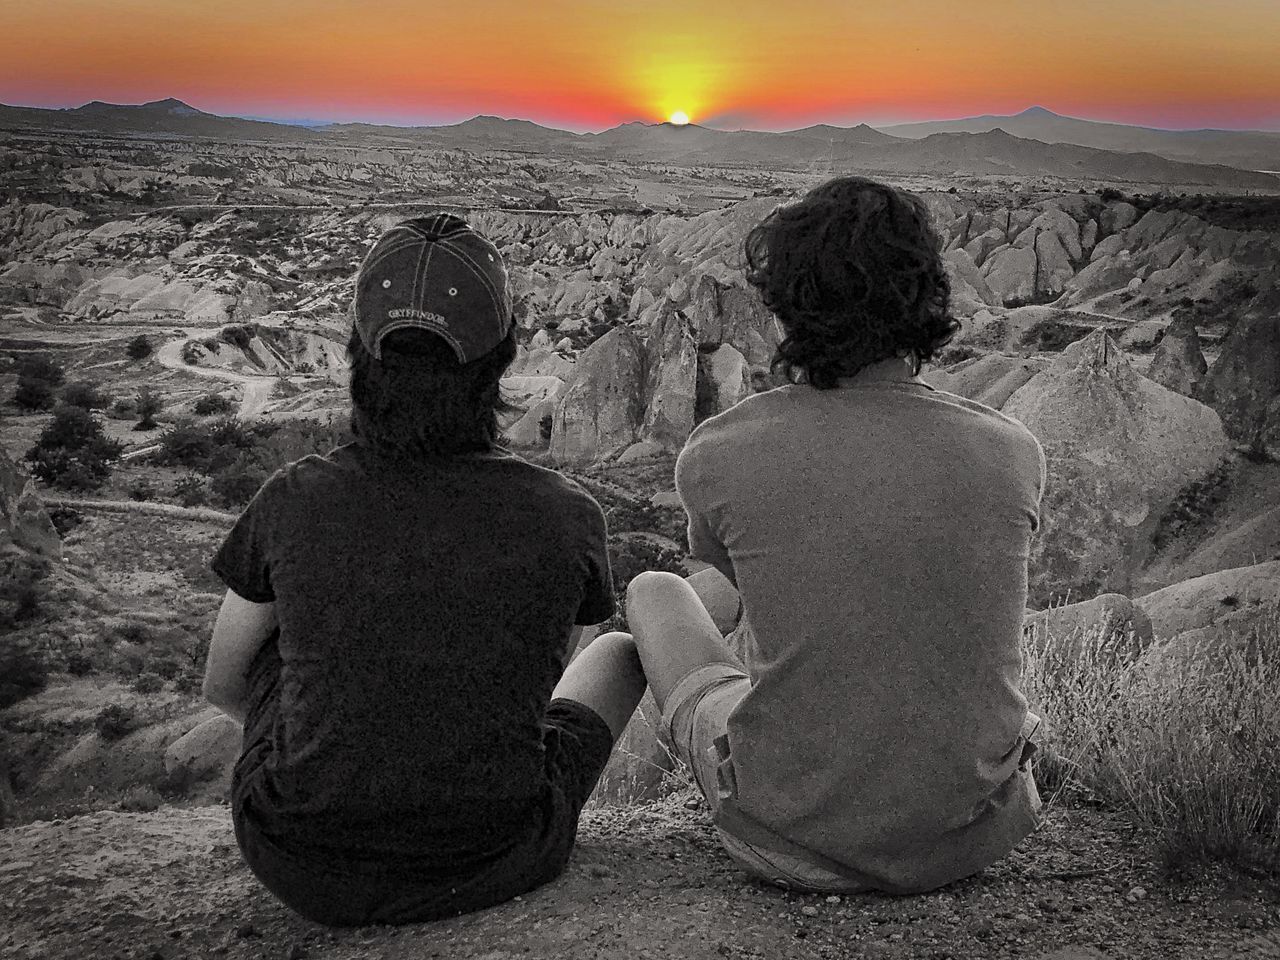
[1002,331,1230,601]
[549,326,645,465]
[1,446,60,559]
[1196,308,1280,451]
[640,309,697,450]
[1145,315,1206,396]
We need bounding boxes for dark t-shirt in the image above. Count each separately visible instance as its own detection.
[211,442,614,866]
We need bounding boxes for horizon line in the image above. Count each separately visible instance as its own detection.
[5,96,1280,137]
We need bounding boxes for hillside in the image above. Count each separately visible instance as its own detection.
[880,106,1280,173]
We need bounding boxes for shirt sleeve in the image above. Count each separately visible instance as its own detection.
[575,499,616,625]
[210,472,282,603]
[676,441,736,585]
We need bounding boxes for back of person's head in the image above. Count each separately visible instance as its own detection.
[347,213,517,458]
[743,177,958,388]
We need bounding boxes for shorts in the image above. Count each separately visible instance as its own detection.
[660,662,868,894]
[231,643,615,926]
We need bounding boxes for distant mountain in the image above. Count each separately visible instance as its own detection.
[1,98,1277,190]
[783,122,901,146]
[0,97,317,141]
[879,106,1280,172]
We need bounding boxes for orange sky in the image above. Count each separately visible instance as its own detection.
[3,0,1279,130]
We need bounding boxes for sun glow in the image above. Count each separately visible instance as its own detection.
[669,110,690,125]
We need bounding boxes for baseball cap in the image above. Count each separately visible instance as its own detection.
[352,213,513,363]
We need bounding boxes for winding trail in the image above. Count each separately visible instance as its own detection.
[154,333,276,419]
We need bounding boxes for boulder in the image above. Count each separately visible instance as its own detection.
[549,326,645,465]
[1197,311,1280,449]
[1100,201,1140,235]
[1145,315,1206,396]
[1137,562,1280,670]
[1002,331,1230,602]
[163,714,240,788]
[615,440,666,464]
[640,310,697,450]
[1,446,60,559]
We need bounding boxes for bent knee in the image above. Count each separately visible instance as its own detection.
[626,569,687,603]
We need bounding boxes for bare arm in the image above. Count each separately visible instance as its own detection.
[203,589,277,725]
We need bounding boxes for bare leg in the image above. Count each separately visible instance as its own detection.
[551,631,647,741]
[626,571,745,715]
[686,567,742,634]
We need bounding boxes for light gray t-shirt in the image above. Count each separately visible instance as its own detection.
[675,368,1046,892]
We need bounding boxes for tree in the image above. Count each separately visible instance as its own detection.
[11,355,64,410]
[134,387,163,431]
[126,335,153,360]
[25,404,124,491]
[60,380,108,410]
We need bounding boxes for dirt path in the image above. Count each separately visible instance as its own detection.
[1,795,1276,960]
[154,335,276,419]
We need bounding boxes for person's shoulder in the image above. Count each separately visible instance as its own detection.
[680,387,792,467]
[926,388,1044,471]
[490,448,605,519]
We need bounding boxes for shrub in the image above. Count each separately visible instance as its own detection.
[0,640,49,708]
[94,702,141,741]
[220,324,254,350]
[604,538,687,631]
[15,355,64,386]
[65,650,95,677]
[60,380,109,410]
[13,376,57,410]
[193,393,233,416]
[126,335,153,360]
[156,417,253,471]
[110,396,138,419]
[47,505,82,537]
[119,784,163,812]
[131,672,165,694]
[134,387,163,431]
[1023,600,1280,876]
[128,478,157,502]
[1099,187,1125,203]
[173,474,209,507]
[0,553,52,630]
[181,341,202,365]
[210,453,269,506]
[25,404,124,490]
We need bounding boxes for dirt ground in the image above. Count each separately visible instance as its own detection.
[2,793,1278,960]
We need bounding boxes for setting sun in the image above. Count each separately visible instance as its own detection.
[669,110,690,125]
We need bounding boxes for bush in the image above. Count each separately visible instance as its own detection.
[65,650,95,677]
[15,355,64,386]
[0,641,49,708]
[134,387,163,431]
[60,380,109,410]
[220,324,254,350]
[193,393,233,416]
[119,784,163,812]
[156,417,253,471]
[127,335,153,360]
[47,505,82,537]
[25,404,124,491]
[131,672,165,694]
[210,453,269,506]
[604,538,687,631]
[1024,600,1280,876]
[0,553,51,630]
[94,702,141,741]
[12,376,57,411]
[173,474,209,507]
[181,341,202,365]
[126,335,153,360]
[128,478,157,502]
[110,396,138,419]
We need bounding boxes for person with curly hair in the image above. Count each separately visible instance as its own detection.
[624,177,1048,893]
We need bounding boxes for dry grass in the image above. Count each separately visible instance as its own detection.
[1023,600,1280,878]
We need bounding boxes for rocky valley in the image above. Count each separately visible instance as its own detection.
[2,108,1279,958]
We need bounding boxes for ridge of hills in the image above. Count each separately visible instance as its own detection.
[1,98,1278,189]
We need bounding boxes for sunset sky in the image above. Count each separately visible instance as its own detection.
[3,0,1279,131]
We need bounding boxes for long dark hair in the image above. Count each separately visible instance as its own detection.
[744,176,958,388]
[347,325,517,459]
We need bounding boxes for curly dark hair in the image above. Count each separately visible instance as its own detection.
[347,325,517,459]
[743,176,958,388]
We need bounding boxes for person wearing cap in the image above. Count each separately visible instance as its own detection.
[624,177,1046,894]
[202,213,649,925]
